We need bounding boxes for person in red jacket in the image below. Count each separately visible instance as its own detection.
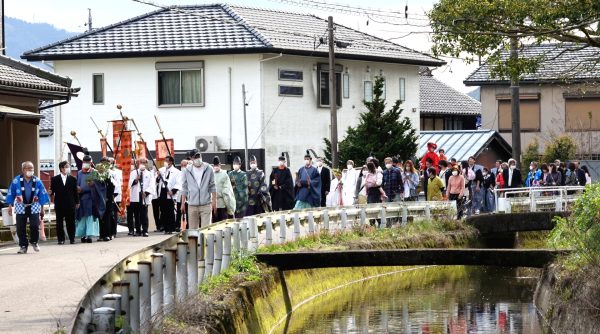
[420,142,440,171]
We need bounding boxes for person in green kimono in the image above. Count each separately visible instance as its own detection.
[228,156,249,218]
[212,156,235,222]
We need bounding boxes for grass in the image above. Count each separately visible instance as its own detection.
[199,253,263,294]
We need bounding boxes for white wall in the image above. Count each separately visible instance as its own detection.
[53,54,262,162]
[260,55,421,170]
[39,134,54,161]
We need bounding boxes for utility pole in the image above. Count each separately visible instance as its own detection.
[242,84,249,171]
[509,36,521,168]
[87,8,92,32]
[328,16,339,168]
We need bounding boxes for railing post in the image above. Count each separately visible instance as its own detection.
[112,281,130,332]
[187,234,199,295]
[340,208,348,229]
[163,249,177,308]
[401,206,408,226]
[222,226,232,270]
[293,213,301,239]
[279,215,287,243]
[360,208,366,226]
[425,204,431,220]
[530,188,536,212]
[232,221,241,252]
[213,230,223,276]
[137,261,152,333]
[102,294,122,324]
[379,207,387,229]
[92,307,115,334]
[176,242,188,301]
[204,233,214,280]
[265,217,273,246]
[308,212,316,234]
[124,269,140,333]
[240,220,249,251]
[198,232,206,282]
[251,217,259,250]
[150,253,164,319]
[322,210,330,231]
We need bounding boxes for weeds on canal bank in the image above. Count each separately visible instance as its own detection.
[199,253,263,294]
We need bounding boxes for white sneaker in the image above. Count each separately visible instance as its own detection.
[17,247,27,254]
[32,243,40,252]
[475,210,480,215]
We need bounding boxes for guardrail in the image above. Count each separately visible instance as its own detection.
[494,186,584,213]
[73,200,457,334]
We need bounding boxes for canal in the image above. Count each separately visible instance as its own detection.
[272,266,550,333]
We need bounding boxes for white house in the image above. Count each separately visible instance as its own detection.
[23,4,444,170]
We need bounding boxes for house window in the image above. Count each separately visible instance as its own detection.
[399,77,406,102]
[279,69,303,81]
[497,95,540,132]
[420,117,444,130]
[279,85,303,97]
[343,73,350,99]
[364,81,373,102]
[565,98,600,131]
[92,74,104,104]
[156,61,204,106]
[317,63,342,107]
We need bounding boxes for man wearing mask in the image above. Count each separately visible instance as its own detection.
[7,161,50,253]
[228,156,249,218]
[467,156,484,215]
[382,157,401,202]
[128,157,155,237]
[503,158,523,189]
[180,150,217,229]
[294,151,321,209]
[76,155,107,243]
[269,154,295,211]
[175,159,188,230]
[212,156,235,222]
[245,155,271,215]
[50,161,79,244]
[342,160,359,206]
[109,157,122,239]
[316,157,331,207]
[158,156,180,234]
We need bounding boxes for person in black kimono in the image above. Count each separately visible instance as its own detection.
[269,154,295,211]
[316,157,331,207]
[99,157,117,242]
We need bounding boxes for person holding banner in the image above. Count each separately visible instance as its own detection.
[228,156,248,219]
[6,161,50,253]
[157,156,180,234]
[129,157,155,237]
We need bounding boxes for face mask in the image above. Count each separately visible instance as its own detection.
[25,171,34,177]
[362,171,368,176]
[347,165,353,170]
[482,172,488,177]
[164,162,170,169]
[317,161,323,167]
[429,175,435,179]
[250,163,257,170]
[233,164,240,171]
[304,160,311,167]
[510,165,516,170]
[139,164,146,171]
[213,166,220,172]
[193,158,202,167]
[278,161,285,167]
[405,167,410,172]
[385,164,392,169]
[452,171,459,176]
[530,166,534,170]
[82,163,91,170]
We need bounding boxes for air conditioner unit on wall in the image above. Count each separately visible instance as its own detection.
[194,136,219,152]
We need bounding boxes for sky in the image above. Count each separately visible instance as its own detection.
[5,0,479,93]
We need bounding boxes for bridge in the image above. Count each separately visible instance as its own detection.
[0,186,582,333]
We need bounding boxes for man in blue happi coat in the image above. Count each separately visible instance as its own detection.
[294,151,321,209]
[6,161,50,254]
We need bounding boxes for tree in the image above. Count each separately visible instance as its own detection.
[543,135,577,163]
[323,76,418,168]
[521,138,541,168]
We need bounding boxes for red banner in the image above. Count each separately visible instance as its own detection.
[100,138,108,157]
[112,120,126,157]
[136,141,147,160]
[155,139,174,161]
[118,130,133,216]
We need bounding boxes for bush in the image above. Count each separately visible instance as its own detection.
[549,183,600,268]
[521,138,541,168]
[543,135,577,163]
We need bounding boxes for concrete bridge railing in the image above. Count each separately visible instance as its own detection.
[73,200,458,333]
[494,186,584,214]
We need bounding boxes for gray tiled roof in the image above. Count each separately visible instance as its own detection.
[39,108,53,131]
[419,130,511,162]
[420,74,481,116]
[23,4,444,66]
[0,55,77,95]
[465,43,600,85]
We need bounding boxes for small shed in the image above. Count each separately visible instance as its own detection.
[419,130,512,167]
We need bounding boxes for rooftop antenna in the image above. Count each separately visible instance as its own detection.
[85,8,92,32]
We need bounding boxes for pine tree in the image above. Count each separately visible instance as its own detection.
[324,76,418,168]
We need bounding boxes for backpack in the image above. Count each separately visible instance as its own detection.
[466,168,476,181]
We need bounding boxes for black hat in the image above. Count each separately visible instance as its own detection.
[304,150,312,159]
[188,149,201,159]
[82,155,92,162]
[250,155,257,163]
[278,152,286,161]
[213,156,220,165]
[233,156,242,165]
[100,156,109,163]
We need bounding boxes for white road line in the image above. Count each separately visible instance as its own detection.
[0,247,18,252]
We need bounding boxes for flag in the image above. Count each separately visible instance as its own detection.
[100,138,108,157]
[118,130,133,217]
[112,120,126,156]
[136,141,147,159]
[155,139,174,162]
[67,142,86,170]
